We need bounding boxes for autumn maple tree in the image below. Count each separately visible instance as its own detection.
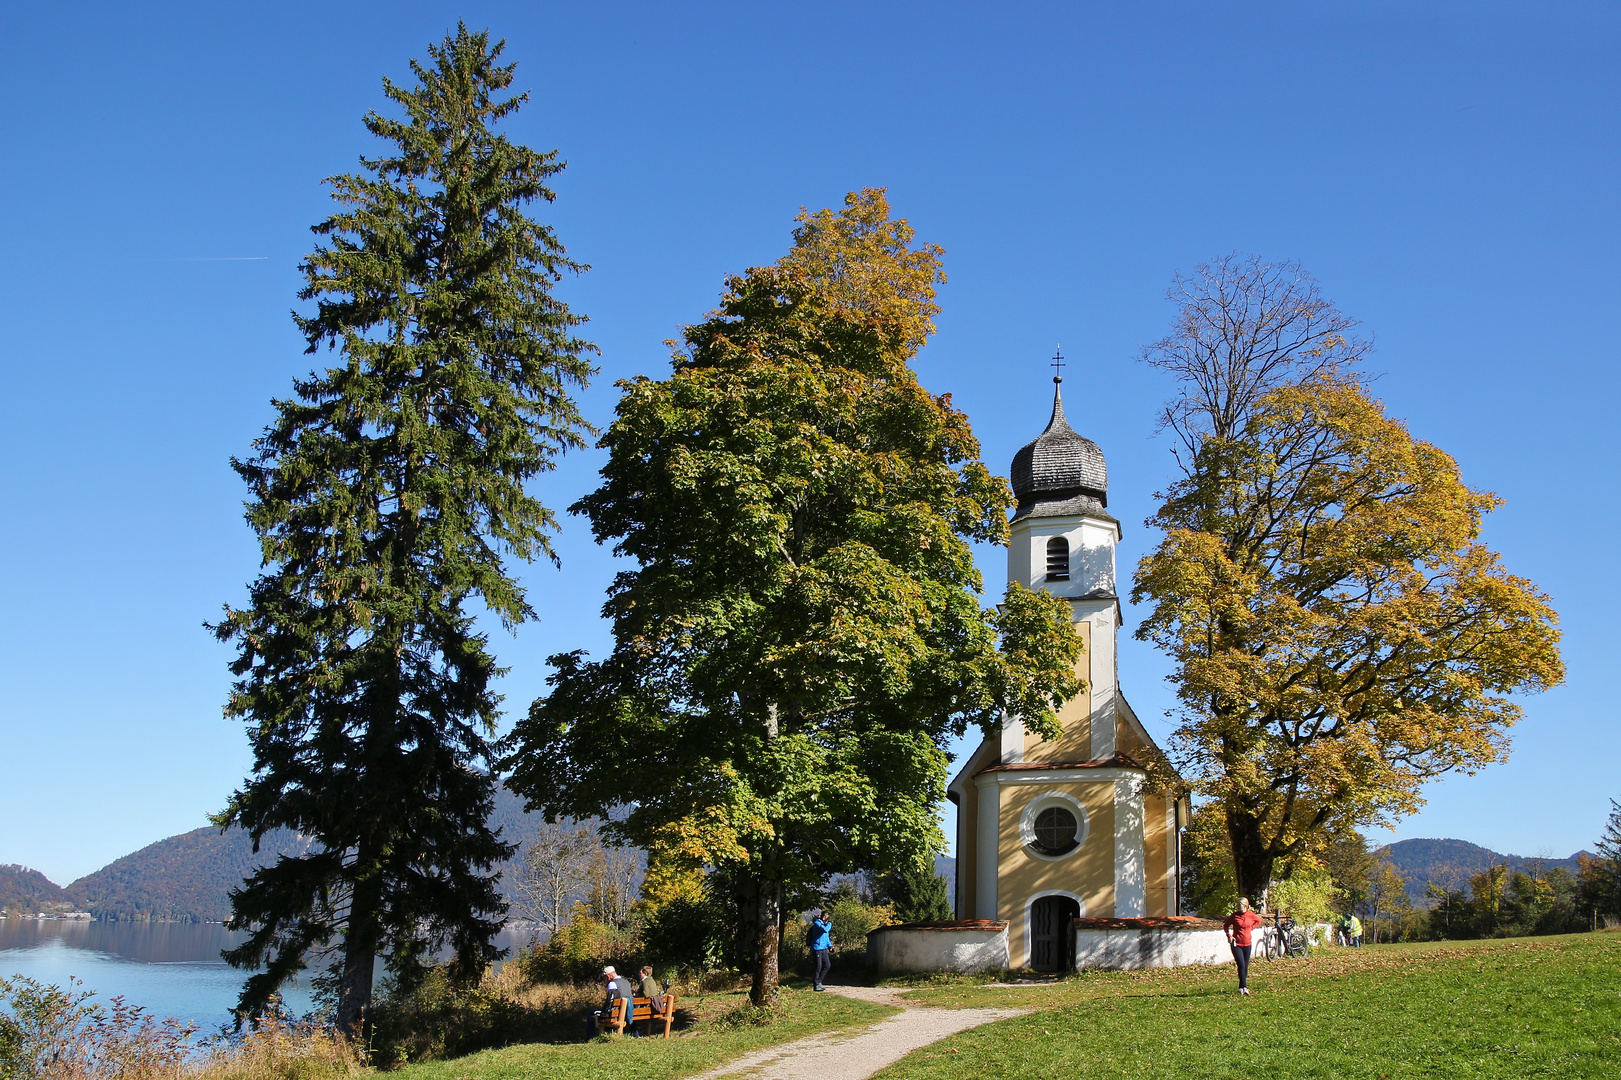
[1132,255,1563,901]
[505,189,1081,1006]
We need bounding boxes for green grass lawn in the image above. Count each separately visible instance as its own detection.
[388,985,896,1080]
[880,933,1621,1079]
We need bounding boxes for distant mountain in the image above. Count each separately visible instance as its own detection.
[0,863,72,914]
[49,785,551,923]
[1380,838,1592,903]
[65,827,318,922]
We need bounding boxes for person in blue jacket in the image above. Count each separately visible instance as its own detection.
[806,909,833,991]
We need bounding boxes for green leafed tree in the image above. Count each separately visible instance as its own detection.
[1132,256,1563,902]
[505,189,1082,1006]
[212,26,595,1030]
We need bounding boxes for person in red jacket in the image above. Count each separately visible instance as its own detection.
[1224,897,1266,995]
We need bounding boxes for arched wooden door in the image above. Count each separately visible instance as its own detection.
[1029,895,1081,971]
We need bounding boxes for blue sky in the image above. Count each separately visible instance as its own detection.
[1,1,1615,886]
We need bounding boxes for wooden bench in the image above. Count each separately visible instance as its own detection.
[606,993,678,1037]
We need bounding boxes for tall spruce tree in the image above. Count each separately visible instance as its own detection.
[212,26,595,1029]
[505,190,1082,1006]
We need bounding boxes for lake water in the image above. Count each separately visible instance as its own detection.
[0,920,525,1031]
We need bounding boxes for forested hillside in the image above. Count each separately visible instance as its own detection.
[0,863,72,914]
[50,786,547,922]
[1383,838,1590,901]
[30,797,936,923]
[64,828,317,922]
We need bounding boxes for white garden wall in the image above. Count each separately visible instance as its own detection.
[1072,917,1230,970]
[867,921,1010,975]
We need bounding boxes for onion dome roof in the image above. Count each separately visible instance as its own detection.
[1010,378,1109,521]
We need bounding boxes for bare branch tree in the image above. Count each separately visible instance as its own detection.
[587,841,645,927]
[1141,253,1370,468]
[511,818,597,942]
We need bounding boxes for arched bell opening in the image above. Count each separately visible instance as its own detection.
[1045,535,1070,581]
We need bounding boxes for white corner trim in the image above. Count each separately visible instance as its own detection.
[975,781,1001,920]
[1089,609,1117,760]
[1164,797,1178,915]
[1114,776,1146,917]
[999,708,1025,764]
[1016,791,1092,862]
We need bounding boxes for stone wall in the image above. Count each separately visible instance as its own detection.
[867,920,1010,975]
[1071,916,1230,970]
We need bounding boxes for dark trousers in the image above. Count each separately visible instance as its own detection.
[813,948,831,987]
[586,999,629,1038]
[1232,944,1252,989]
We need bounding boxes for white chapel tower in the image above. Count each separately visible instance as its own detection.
[947,370,1186,971]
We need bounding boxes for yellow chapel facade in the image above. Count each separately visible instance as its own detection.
[948,376,1188,971]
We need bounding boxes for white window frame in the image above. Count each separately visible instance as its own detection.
[1019,792,1090,862]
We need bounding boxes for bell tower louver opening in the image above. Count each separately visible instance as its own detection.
[1045,536,1070,581]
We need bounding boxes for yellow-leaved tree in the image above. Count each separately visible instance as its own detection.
[1133,256,1563,902]
[506,190,1082,1006]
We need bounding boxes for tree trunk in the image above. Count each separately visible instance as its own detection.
[336,853,383,1034]
[749,877,782,1008]
[1225,807,1276,906]
[735,874,759,973]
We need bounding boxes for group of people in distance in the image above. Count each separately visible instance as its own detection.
[1223,898,1367,996]
[584,909,837,1038]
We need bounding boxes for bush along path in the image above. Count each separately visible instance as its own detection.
[687,983,1025,1080]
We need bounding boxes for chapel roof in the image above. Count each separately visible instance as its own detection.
[976,750,1147,776]
[1010,378,1110,521]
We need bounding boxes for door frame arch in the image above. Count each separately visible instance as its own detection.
[1024,890,1085,970]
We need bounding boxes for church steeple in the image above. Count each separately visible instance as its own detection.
[1009,375,1109,520]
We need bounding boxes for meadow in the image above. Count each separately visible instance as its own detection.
[881,933,1621,1080]
[9,934,1616,1079]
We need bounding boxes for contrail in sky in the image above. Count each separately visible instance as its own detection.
[151,256,270,261]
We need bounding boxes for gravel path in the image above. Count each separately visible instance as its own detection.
[685,984,1023,1080]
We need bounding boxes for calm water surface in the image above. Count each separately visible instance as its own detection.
[0,920,525,1030]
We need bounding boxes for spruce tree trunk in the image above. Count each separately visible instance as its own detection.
[750,876,782,1008]
[335,860,382,1034]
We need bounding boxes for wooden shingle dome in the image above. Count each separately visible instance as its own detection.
[1010,378,1109,521]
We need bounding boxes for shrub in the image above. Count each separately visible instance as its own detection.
[826,893,897,966]
[515,905,642,985]
[639,892,730,976]
[1268,864,1340,926]
[365,964,602,1064]
[0,974,195,1080]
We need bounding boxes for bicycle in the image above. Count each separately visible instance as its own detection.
[1261,913,1311,960]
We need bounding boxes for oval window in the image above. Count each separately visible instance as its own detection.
[1031,806,1079,856]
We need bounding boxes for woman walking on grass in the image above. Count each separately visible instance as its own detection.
[1225,897,1265,996]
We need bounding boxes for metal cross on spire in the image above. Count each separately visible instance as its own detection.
[1051,346,1065,382]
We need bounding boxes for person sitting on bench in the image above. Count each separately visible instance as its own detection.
[586,965,635,1038]
[637,965,665,1015]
